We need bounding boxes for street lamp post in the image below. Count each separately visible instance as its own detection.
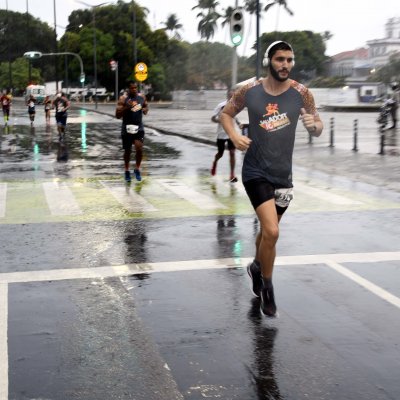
[24,51,85,103]
[75,1,111,110]
[256,0,261,79]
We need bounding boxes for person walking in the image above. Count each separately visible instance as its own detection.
[210,89,241,182]
[27,95,36,126]
[52,92,70,141]
[389,83,399,129]
[221,40,323,317]
[44,95,52,125]
[0,89,12,126]
[115,81,149,183]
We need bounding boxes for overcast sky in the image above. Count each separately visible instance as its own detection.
[5,0,399,57]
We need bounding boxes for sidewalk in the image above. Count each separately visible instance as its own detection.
[78,103,400,194]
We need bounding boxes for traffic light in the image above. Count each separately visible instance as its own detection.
[80,73,85,84]
[230,8,244,46]
[109,60,117,71]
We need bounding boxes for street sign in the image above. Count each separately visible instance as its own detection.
[134,62,148,82]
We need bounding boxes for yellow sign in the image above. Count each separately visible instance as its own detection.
[135,62,148,82]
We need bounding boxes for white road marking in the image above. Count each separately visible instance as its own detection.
[1,251,399,284]
[0,183,6,218]
[42,181,82,216]
[1,251,400,399]
[0,283,8,400]
[159,179,227,210]
[325,260,400,309]
[101,180,157,212]
[295,181,363,205]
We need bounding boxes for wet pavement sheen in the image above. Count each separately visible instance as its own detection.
[1,100,400,400]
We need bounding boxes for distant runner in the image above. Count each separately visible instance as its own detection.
[0,89,12,126]
[115,81,149,183]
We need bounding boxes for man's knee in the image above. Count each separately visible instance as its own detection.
[261,224,279,246]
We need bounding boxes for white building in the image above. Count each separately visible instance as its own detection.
[329,17,400,77]
[367,17,400,68]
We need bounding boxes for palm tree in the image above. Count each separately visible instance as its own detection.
[197,10,220,41]
[221,6,235,27]
[264,0,293,31]
[244,0,262,53]
[192,0,219,12]
[163,13,183,40]
[192,0,220,41]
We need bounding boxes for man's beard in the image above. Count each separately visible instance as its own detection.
[269,64,289,82]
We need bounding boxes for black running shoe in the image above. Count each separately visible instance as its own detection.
[260,285,277,317]
[247,261,262,298]
[134,168,142,181]
[124,170,131,183]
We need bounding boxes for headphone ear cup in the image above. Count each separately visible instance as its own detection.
[292,60,295,67]
[263,57,269,67]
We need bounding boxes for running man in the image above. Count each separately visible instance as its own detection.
[44,95,52,124]
[52,92,70,141]
[27,95,36,125]
[221,40,323,317]
[115,81,149,183]
[210,89,241,182]
[0,89,12,125]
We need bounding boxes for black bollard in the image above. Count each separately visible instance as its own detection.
[352,119,358,152]
[379,132,385,155]
[329,117,334,147]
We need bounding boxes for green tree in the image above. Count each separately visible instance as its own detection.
[163,14,183,40]
[249,31,328,82]
[0,10,58,86]
[369,53,400,85]
[0,58,41,91]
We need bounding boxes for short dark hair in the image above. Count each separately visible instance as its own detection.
[268,41,293,59]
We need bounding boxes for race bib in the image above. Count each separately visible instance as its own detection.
[275,188,294,208]
[126,124,139,134]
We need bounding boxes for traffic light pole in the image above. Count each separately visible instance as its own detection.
[24,51,85,102]
[115,62,119,103]
[231,48,238,89]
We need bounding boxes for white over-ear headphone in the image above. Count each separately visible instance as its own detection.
[262,40,295,67]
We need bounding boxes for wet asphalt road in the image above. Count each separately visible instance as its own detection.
[1,101,400,400]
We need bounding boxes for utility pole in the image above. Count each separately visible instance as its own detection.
[132,1,137,67]
[231,0,238,88]
[256,0,261,79]
[53,0,59,91]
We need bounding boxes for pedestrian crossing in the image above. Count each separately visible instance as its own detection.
[0,175,398,224]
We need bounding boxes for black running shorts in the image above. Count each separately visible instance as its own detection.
[243,177,289,215]
[121,130,144,150]
[216,138,235,153]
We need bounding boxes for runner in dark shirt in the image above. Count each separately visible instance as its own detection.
[221,40,323,317]
[115,81,149,182]
[27,95,36,125]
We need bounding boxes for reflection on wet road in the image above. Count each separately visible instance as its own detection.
[1,102,400,400]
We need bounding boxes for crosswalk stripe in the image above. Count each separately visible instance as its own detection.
[294,181,363,205]
[0,183,6,218]
[42,181,83,216]
[159,178,227,210]
[0,283,8,400]
[101,180,157,212]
